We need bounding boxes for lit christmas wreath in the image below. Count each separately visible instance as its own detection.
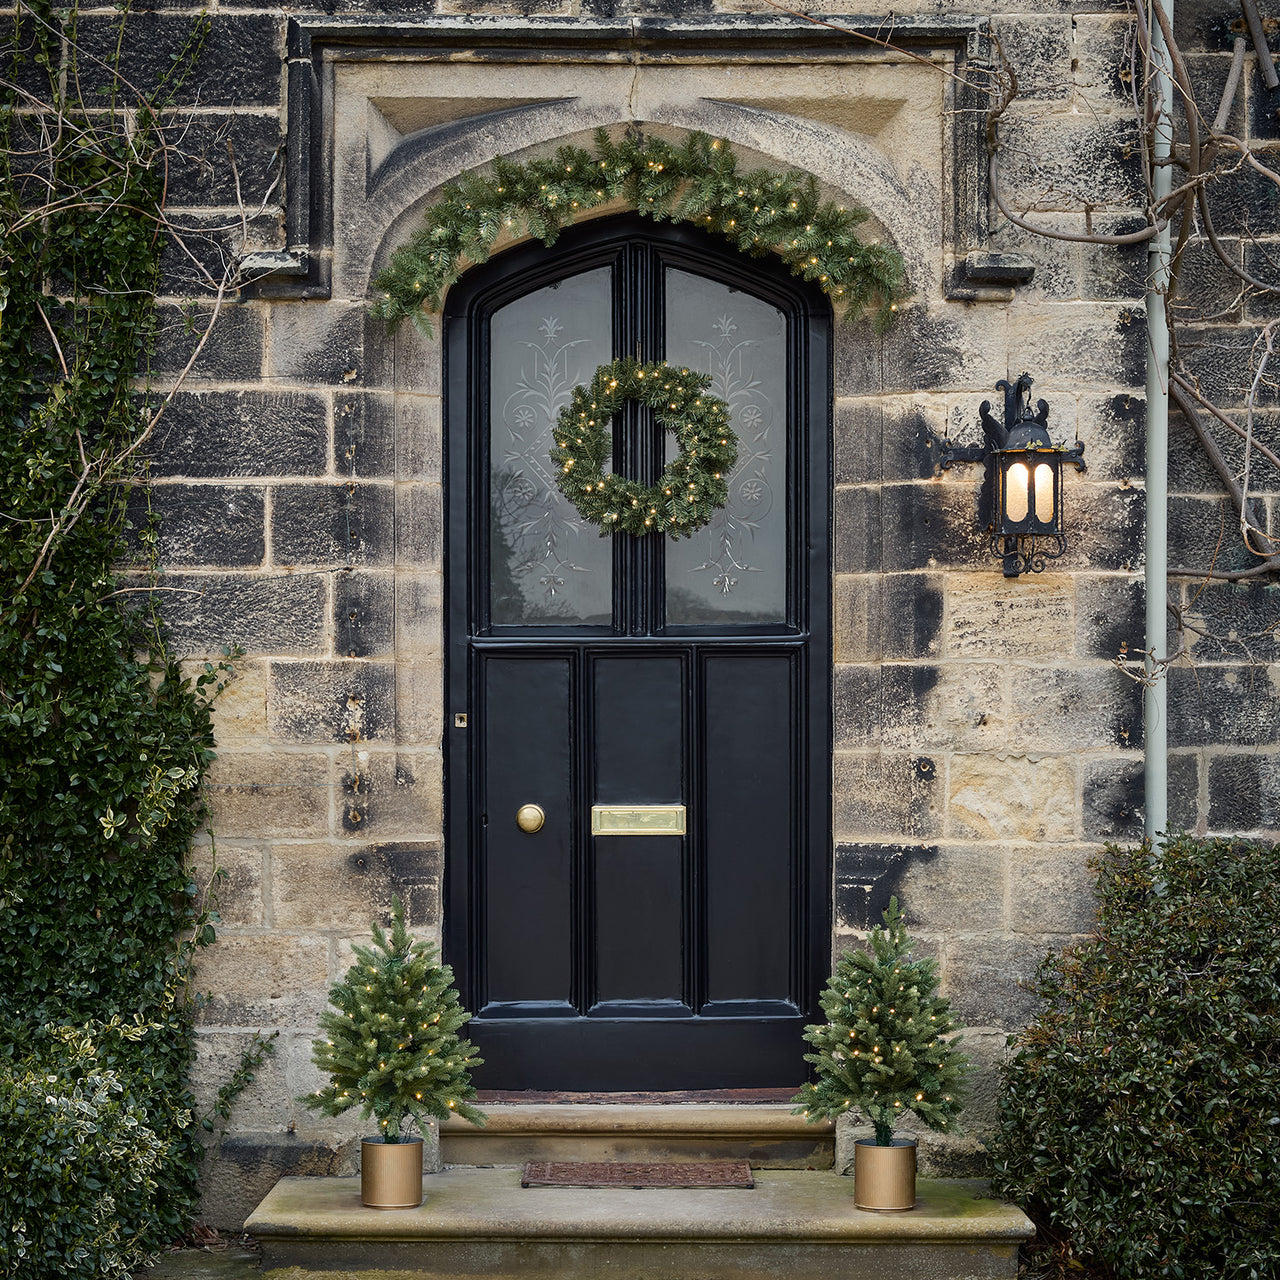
[550,359,739,539]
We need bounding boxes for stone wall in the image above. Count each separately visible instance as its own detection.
[66,0,1272,1227]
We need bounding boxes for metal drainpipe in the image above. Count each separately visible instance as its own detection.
[1145,0,1173,840]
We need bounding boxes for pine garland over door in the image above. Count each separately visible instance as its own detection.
[373,128,907,333]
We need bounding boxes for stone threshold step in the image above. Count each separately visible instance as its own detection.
[439,1102,835,1169]
[247,1169,1032,1280]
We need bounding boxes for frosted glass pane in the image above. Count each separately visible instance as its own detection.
[490,268,613,625]
[663,270,787,624]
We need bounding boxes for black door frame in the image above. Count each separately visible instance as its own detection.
[443,215,832,1088]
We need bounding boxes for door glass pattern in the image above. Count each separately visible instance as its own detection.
[489,268,613,625]
[663,268,787,624]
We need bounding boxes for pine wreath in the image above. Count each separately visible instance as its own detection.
[373,128,907,335]
[551,359,737,538]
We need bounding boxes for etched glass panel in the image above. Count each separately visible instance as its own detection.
[663,269,787,624]
[490,268,613,625]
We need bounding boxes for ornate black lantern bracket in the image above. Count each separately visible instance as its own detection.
[926,373,1086,578]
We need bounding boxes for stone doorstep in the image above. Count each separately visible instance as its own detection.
[438,1102,836,1170]
[247,1170,1033,1280]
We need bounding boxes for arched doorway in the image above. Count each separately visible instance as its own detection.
[444,215,831,1089]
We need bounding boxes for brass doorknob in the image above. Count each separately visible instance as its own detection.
[515,804,545,833]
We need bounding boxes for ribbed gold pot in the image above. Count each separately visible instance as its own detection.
[853,1137,917,1211]
[360,1137,423,1209]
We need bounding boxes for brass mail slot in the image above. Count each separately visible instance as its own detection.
[591,805,687,836]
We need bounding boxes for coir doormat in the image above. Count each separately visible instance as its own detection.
[521,1160,754,1189]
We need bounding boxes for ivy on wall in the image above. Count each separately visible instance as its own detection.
[373,127,908,333]
[0,1,268,1264]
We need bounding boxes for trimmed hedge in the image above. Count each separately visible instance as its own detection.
[989,835,1280,1280]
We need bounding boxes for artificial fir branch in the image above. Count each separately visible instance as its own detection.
[372,128,907,335]
[793,897,968,1147]
[301,897,485,1141]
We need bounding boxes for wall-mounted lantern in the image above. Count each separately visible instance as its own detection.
[929,373,1086,578]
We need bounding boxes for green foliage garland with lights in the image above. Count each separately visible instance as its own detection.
[372,128,907,334]
[303,897,486,1141]
[793,898,968,1147]
[551,359,737,538]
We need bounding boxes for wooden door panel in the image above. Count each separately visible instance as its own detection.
[479,654,574,1014]
[702,652,798,1012]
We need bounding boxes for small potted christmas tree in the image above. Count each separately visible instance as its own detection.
[793,897,968,1210]
[301,896,486,1208]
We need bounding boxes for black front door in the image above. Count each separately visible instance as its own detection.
[444,217,830,1090]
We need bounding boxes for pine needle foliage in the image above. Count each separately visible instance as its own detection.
[372,128,907,334]
[793,898,968,1146]
[303,897,486,1141]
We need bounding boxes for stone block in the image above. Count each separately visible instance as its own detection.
[833,842,939,931]
[157,211,280,298]
[1007,843,1099,935]
[1181,579,1280,664]
[1007,666,1141,752]
[131,484,265,568]
[394,573,444,655]
[1008,304,1146,388]
[201,658,269,744]
[877,662,1003,754]
[879,481,990,573]
[1207,751,1280,831]
[151,302,265,383]
[268,303,394,388]
[947,753,1076,842]
[391,323,443,397]
[1168,493,1259,575]
[396,483,444,568]
[1076,392,1145,484]
[1078,214,1150,304]
[394,661,446,747]
[163,110,283,208]
[156,572,328,657]
[205,750,331,840]
[833,574,879,664]
[882,572,945,661]
[894,842,1005,932]
[395,394,444,482]
[942,935,1046,1030]
[1242,241,1280,321]
[194,933,329,1026]
[832,665,881,749]
[1072,15,1136,110]
[269,659,398,744]
[995,110,1141,213]
[1170,662,1280,747]
[833,487,883,575]
[1075,572,1145,662]
[1247,61,1280,142]
[884,400,950,485]
[147,389,327,478]
[992,15,1072,100]
[947,576,1074,660]
[1177,323,1278,407]
[1168,404,1233,493]
[272,483,396,569]
[334,570,396,658]
[341,750,443,839]
[1169,236,1245,326]
[191,1029,291,1129]
[1194,164,1279,240]
[833,400,882,486]
[334,391,396,478]
[198,1131,358,1233]
[271,841,396,931]
[1168,751,1203,833]
[1081,755,1146,840]
[1070,482,1145,573]
[78,13,283,108]
[833,752,944,841]
[190,839,264,928]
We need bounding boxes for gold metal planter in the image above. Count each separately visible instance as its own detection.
[361,1137,423,1208]
[853,1137,917,1211]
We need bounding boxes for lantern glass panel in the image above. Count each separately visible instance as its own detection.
[1005,461,1030,524]
[1033,462,1055,523]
